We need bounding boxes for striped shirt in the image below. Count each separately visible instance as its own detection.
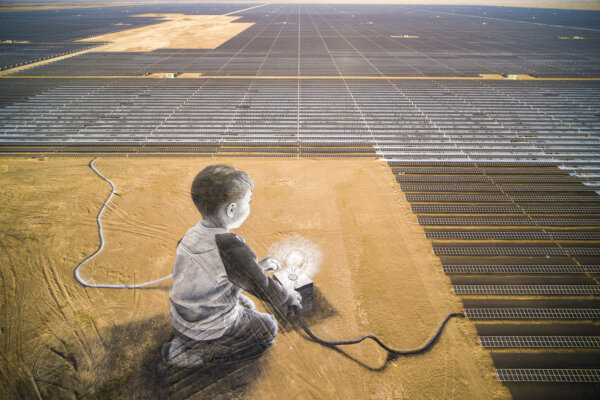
[169,222,290,340]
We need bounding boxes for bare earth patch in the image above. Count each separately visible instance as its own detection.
[0,158,509,399]
[78,14,254,52]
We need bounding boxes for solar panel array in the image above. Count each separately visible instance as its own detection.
[437,247,600,256]
[394,78,599,392]
[0,4,251,41]
[479,335,600,348]
[453,284,600,295]
[3,3,599,77]
[417,205,600,213]
[444,264,600,274]
[496,369,600,383]
[0,43,104,71]
[396,168,600,175]
[404,185,600,192]
[0,3,599,397]
[429,231,600,240]
[1,80,599,163]
[0,4,247,70]
[464,308,600,320]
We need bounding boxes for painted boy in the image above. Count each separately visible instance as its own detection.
[162,164,302,368]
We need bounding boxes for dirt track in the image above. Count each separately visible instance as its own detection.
[0,158,509,399]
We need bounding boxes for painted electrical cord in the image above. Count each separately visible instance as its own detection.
[74,158,173,289]
[295,311,465,355]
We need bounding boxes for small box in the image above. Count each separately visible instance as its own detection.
[274,269,313,311]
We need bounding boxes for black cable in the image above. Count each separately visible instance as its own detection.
[295,312,465,355]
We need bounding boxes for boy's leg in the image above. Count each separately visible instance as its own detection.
[210,308,277,363]
[238,293,256,310]
[163,307,277,367]
[162,335,206,368]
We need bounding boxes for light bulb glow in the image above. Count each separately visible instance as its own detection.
[268,237,321,279]
[282,249,306,275]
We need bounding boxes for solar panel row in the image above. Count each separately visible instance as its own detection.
[464,308,600,320]
[397,175,579,183]
[452,285,600,295]
[419,217,600,225]
[1,82,598,166]
[402,184,599,192]
[434,247,600,256]
[428,231,600,240]
[443,265,600,274]
[479,335,600,348]
[415,205,600,213]
[496,369,600,383]
[406,194,600,202]
[394,168,600,175]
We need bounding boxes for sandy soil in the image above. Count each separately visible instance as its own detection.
[0,158,509,399]
[77,14,254,52]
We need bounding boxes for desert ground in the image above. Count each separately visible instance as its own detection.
[78,13,255,52]
[0,158,509,399]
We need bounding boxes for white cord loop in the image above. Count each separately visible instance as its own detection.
[74,158,173,289]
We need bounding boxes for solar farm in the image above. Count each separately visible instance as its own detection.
[0,2,599,399]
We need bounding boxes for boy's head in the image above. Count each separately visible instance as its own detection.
[191,165,254,228]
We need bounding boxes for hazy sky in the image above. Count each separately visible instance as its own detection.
[2,0,600,10]
[2,0,599,4]
[244,0,600,8]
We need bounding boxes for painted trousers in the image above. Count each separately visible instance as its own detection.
[165,295,277,368]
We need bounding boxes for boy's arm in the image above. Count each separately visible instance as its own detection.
[216,233,297,314]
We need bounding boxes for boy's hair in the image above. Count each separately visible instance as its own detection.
[191,165,254,217]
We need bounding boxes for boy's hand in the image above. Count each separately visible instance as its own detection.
[259,257,281,272]
[288,289,303,311]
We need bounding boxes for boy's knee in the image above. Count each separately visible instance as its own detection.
[262,314,278,345]
[238,294,255,310]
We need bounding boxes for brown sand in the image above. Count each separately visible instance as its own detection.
[0,158,509,399]
[77,14,254,52]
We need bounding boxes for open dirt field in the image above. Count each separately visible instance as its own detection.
[78,14,254,52]
[0,158,509,399]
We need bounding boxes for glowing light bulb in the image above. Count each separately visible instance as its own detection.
[282,249,306,280]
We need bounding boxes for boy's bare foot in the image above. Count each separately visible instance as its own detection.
[161,340,207,369]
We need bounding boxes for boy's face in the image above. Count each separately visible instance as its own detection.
[228,188,252,229]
